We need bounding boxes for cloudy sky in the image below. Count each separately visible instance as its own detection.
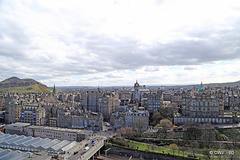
[1,0,240,87]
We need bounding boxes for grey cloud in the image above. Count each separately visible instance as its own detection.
[1,0,240,85]
[144,67,159,72]
[184,67,198,70]
[105,74,121,78]
[81,25,240,71]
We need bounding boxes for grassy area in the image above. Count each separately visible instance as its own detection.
[109,138,240,160]
[224,111,240,114]
[109,139,199,159]
[0,84,50,94]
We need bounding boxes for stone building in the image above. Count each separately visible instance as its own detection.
[174,83,228,125]
[110,107,149,132]
[4,93,17,124]
[82,90,100,112]
[18,104,46,125]
[0,95,5,111]
[57,110,103,131]
[171,92,182,106]
[147,90,163,113]
[5,123,93,142]
[181,90,224,118]
[99,91,118,120]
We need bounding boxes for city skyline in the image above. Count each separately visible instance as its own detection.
[1,0,240,86]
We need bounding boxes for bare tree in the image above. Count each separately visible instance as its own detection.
[202,148,212,160]
[133,118,148,134]
[201,123,216,148]
[116,127,137,138]
[190,140,199,158]
[230,128,239,151]
[179,146,187,157]
[169,143,178,156]
[151,145,155,152]
[156,119,172,138]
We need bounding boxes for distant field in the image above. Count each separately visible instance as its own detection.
[0,84,50,94]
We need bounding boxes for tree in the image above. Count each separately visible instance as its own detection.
[133,118,148,134]
[230,128,239,151]
[183,122,201,140]
[147,145,151,151]
[201,123,216,148]
[179,146,187,157]
[169,143,178,156]
[116,127,137,138]
[202,148,212,160]
[156,119,173,138]
[151,145,155,152]
[190,141,199,158]
[150,111,163,126]
[149,102,178,127]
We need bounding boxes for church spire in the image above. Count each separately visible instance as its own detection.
[8,87,11,96]
[53,84,56,94]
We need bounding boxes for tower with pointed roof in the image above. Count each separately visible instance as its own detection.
[134,80,140,93]
[53,84,56,94]
[133,80,140,101]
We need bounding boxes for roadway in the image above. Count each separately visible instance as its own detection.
[68,137,104,160]
[213,123,240,129]
[81,139,104,160]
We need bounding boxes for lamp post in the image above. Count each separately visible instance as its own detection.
[104,148,111,160]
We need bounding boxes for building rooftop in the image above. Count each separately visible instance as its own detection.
[0,149,51,160]
[0,133,79,153]
[7,122,31,127]
[26,125,93,134]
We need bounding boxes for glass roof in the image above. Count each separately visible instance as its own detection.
[0,135,17,143]
[40,139,60,149]
[30,138,50,148]
[0,151,22,160]
[0,150,11,158]
[62,141,77,151]
[12,152,32,160]
[0,133,78,152]
[50,140,70,151]
[22,137,41,146]
[14,136,32,145]
[5,136,24,144]
[0,134,10,140]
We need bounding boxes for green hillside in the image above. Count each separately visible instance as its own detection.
[0,84,51,94]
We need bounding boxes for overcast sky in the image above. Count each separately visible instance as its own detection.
[1,0,240,87]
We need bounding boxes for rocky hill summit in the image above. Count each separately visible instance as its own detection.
[0,77,47,88]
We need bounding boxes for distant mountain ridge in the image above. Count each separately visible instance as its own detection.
[170,80,240,89]
[0,76,47,88]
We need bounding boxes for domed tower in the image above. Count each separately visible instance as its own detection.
[199,81,205,91]
[134,80,140,93]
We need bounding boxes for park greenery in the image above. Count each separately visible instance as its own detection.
[114,102,240,159]
[115,122,240,159]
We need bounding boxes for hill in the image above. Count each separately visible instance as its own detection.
[0,77,51,94]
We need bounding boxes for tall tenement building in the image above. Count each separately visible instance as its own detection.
[18,104,46,125]
[174,83,235,125]
[4,93,17,124]
[147,90,163,113]
[82,90,100,112]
